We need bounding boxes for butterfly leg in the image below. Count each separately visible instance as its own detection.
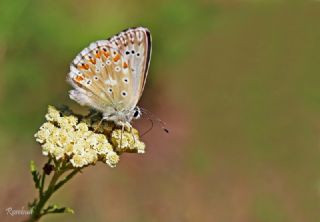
[129,126,136,145]
[93,118,104,133]
[119,123,125,149]
[123,122,135,146]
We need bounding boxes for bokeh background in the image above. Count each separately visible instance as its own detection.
[1,0,320,221]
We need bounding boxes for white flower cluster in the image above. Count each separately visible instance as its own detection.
[34,106,145,168]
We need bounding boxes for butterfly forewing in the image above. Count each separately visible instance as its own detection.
[67,27,151,116]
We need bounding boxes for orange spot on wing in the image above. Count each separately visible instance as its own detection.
[103,51,110,58]
[113,54,121,62]
[95,51,101,59]
[90,58,96,64]
[123,62,128,69]
[74,75,84,82]
[78,63,89,70]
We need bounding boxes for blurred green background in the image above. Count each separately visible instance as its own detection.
[1,0,320,221]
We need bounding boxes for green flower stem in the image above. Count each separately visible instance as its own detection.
[27,161,79,222]
[54,169,80,192]
[39,159,51,197]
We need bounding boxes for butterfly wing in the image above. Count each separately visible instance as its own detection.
[67,27,152,115]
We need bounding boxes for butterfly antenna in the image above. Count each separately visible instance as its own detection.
[140,117,154,137]
[140,108,169,134]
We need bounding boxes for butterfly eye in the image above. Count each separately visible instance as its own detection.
[131,50,135,54]
[93,76,99,81]
[136,52,140,57]
[133,110,139,118]
[121,91,128,97]
[108,88,113,94]
[125,50,130,55]
[133,107,141,119]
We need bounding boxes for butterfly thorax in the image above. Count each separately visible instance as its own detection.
[103,106,141,126]
[103,109,134,126]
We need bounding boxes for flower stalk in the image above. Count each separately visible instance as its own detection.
[27,158,78,221]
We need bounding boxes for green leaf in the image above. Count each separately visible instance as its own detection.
[30,160,41,189]
[43,204,74,215]
[65,207,74,214]
[30,160,37,172]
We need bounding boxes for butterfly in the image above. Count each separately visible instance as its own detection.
[67,27,151,130]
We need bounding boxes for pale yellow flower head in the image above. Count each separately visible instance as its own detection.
[105,151,120,168]
[34,106,146,168]
[111,128,146,154]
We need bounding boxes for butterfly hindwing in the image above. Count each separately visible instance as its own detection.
[67,27,152,116]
